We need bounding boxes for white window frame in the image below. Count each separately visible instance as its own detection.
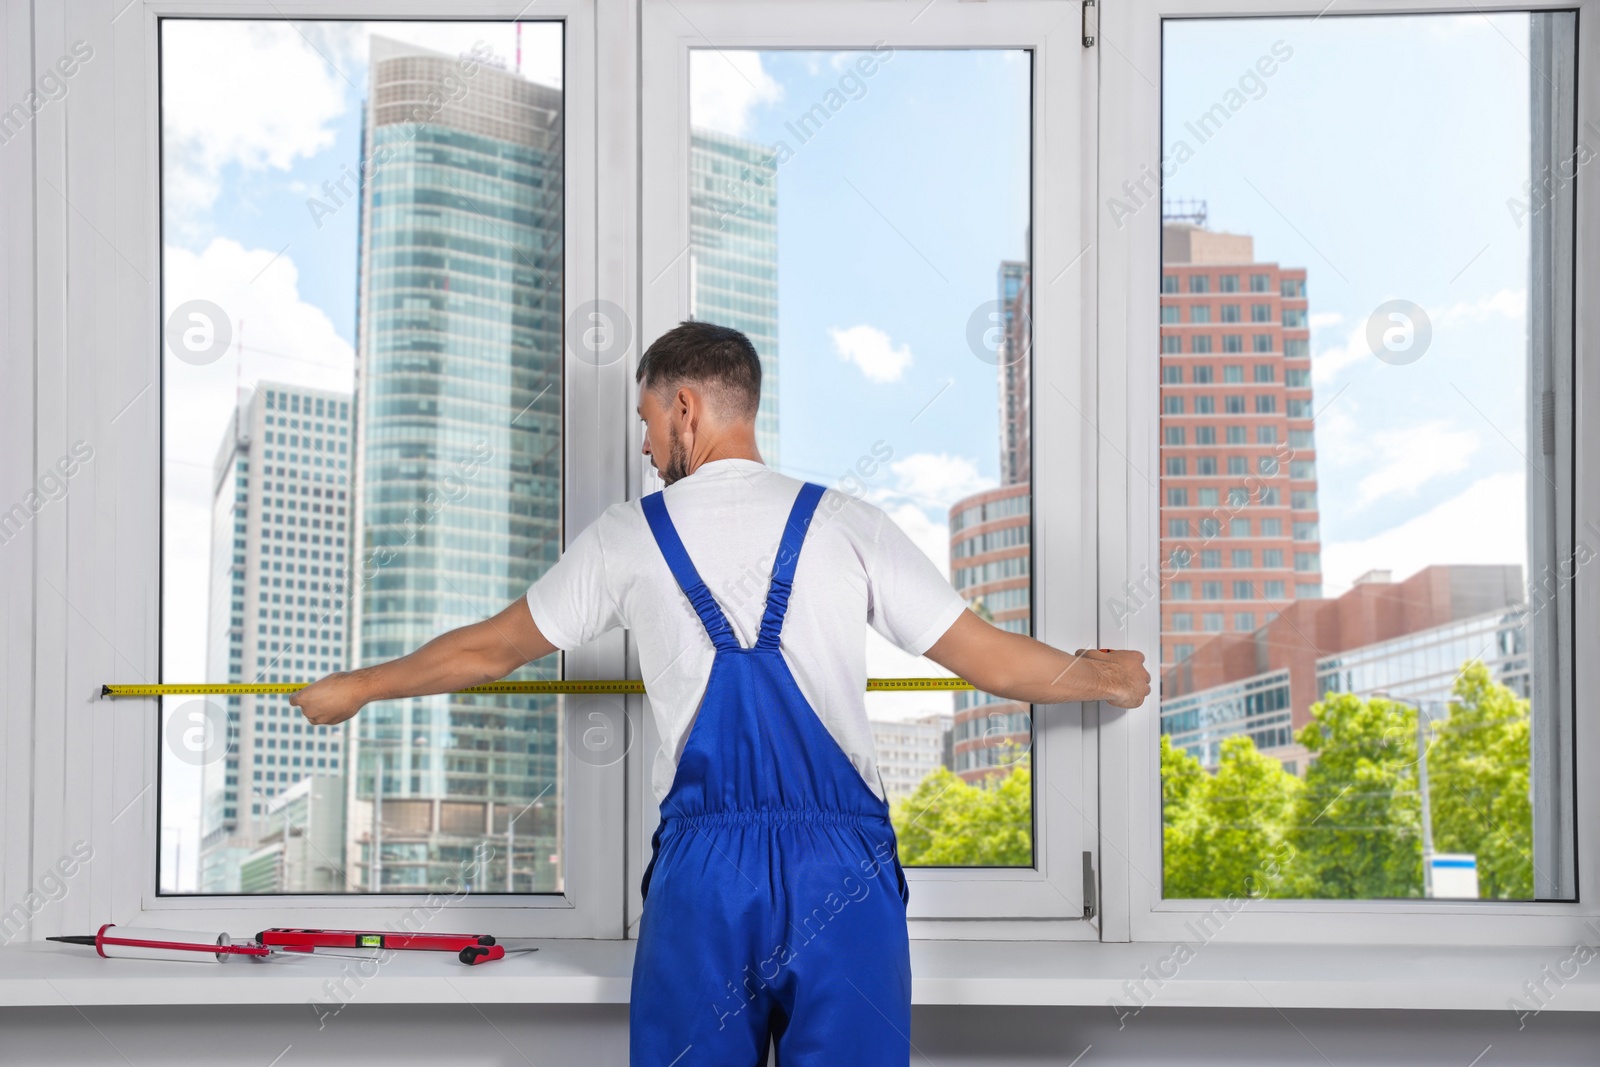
[638,0,1102,937]
[7,0,629,940]
[1095,0,1600,946]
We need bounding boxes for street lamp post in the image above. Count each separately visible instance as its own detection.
[506,806,517,893]
[1376,691,1435,897]
[361,734,415,893]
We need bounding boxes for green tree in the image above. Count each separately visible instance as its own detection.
[1283,693,1422,899]
[892,749,1032,867]
[1429,661,1533,899]
[1162,734,1300,898]
[1160,665,1535,901]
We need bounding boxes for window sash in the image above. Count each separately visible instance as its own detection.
[1096,0,1600,946]
[10,0,625,939]
[639,0,1100,934]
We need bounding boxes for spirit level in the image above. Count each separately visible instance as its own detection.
[255,928,536,967]
[256,927,497,953]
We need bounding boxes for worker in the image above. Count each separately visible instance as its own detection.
[292,320,1150,1065]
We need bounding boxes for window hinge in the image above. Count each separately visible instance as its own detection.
[1082,851,1098,920]
[1082,0,1098,48]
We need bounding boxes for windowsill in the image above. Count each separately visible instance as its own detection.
[4,939,1596,1011]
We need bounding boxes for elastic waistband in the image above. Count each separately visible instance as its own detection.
[661,807,890,830]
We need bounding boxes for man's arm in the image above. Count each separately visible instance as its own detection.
[291,598,558,726]
[922,610,1151,709]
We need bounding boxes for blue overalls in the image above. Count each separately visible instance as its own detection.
[630,481,913,1067]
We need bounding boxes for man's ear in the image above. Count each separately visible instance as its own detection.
[673,384,697,424]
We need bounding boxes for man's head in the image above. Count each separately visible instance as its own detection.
[635,320,763,484]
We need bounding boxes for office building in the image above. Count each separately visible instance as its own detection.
[1161,564,1527,771]
[1159,216,1318,672]
[198,383,352,892]
[238,774,349,893]
[948,485,1032,782]
[998,260,1031,487]
[947,257,1036,784]
[871,713,953,804]
[689,127,780,466]
[348,37,564,893]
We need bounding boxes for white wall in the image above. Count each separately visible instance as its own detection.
[2,1005,1598,1066]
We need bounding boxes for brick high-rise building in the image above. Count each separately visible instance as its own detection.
[949,484,1032,782]
[1158,218,1318,672]
[946,259,1035,784]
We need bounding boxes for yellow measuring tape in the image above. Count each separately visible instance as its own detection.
[101,677,975,698]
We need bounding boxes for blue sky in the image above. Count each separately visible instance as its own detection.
[696,50,1030,495]
[1162,13,1542,593]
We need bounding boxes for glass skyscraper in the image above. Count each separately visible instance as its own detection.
[349,37,564,892]
[689,128,779,466]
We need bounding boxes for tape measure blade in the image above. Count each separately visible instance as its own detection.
[103,677,968,696]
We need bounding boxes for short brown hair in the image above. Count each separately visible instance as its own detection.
[635,320,762,422]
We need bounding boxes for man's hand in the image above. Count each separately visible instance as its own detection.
[924,610,1153,707]
[290,671,372,727]
[1073,648,1151,709]
[288,598,558,729]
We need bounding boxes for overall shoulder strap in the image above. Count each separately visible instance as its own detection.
[641,491,740,651]
[754,482,827,650]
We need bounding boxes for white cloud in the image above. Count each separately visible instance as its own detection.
[827,324,913,383]
[1309,311,1344,330]
[853,458,998,722]
[1321,472,1527,597]
[690,50,784,137]
[854,455,991,721]
[1436,287,1526,325]
[160,21,564,236]
[1312,289,1526,386]
[1352,421,1481,508]
[164,237,355,453]
[162,238,355,684]
[162,21,356,226]
[1311,319,1371,386]
[876,453,995,514]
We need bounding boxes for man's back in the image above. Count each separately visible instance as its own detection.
[524,457,967,806]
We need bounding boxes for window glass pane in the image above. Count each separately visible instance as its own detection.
[159,21,565,894]
[689,49,1032,866]
[1157,13,1574,901]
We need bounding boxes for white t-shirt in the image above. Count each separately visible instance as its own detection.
[524,458,969,805]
